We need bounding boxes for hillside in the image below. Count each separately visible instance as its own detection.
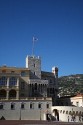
[58,74,83,97]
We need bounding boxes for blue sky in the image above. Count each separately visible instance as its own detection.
[0,0,83,76]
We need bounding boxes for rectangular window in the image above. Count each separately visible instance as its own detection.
[21,71,25,76]
[76,102,79,107]
[11,103,15,110]
[30,103,34,109]
[0,104,3,110]
[38,103,41,109]
[21,103,25,109]
[46,104,49,109]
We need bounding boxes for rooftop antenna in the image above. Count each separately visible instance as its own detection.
[32,36,38,56]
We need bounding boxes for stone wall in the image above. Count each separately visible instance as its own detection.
[0,99,52,120]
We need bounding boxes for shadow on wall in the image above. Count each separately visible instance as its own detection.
[0,116,5,120]
[53,109,59,121]
[56,96,75,106]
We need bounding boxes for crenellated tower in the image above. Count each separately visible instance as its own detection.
[26,55,41,79]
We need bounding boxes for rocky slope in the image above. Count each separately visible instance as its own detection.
[58,74,83,97]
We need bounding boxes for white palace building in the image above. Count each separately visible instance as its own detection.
[0,55,83,122]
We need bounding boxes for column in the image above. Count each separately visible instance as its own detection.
[16,90,19,100]
[41,84,42,93]
[45,84,47,97]
[7,77,9,88]
[39,84,40,93]
[31,84,32,96]
[6,90,9,100]
[17,77,19,88]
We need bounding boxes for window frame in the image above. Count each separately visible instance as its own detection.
[0,77,7,85]
[21,82,25,90]
[30,102,34,109]
[21,103,25,109]
[46,103,49,109]
[11,103,15,110]
[9,77,17,86]
[0,103,4,110]
[38,103,42,109]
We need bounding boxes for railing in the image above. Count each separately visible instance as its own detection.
[0,85,19,89]
[0,97,52,101]
[0,97,6,100]
[19,97,52,100]
[0,85,7,89]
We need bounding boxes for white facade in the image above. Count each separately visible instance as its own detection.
[70,94,83,107]
[0,98,52,120]
[51,106,83,122]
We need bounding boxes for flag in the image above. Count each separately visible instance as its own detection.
[32,37,38,42]
[32,37,38,56]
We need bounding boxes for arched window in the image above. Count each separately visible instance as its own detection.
[63,110,65,114]
[0,77,7,85]
[0,89,6,97]
[76,111,78,115]
[9,77,17,85]
[66,111,68,114]
[9,89,16,98]
[69,111,71,115]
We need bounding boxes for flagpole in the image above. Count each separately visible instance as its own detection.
[32,37,38,56]
[32,37,34,56]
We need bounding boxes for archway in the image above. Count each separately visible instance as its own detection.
[9,89,16,98]
[53,109,59,121]
[0,89,6,98]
